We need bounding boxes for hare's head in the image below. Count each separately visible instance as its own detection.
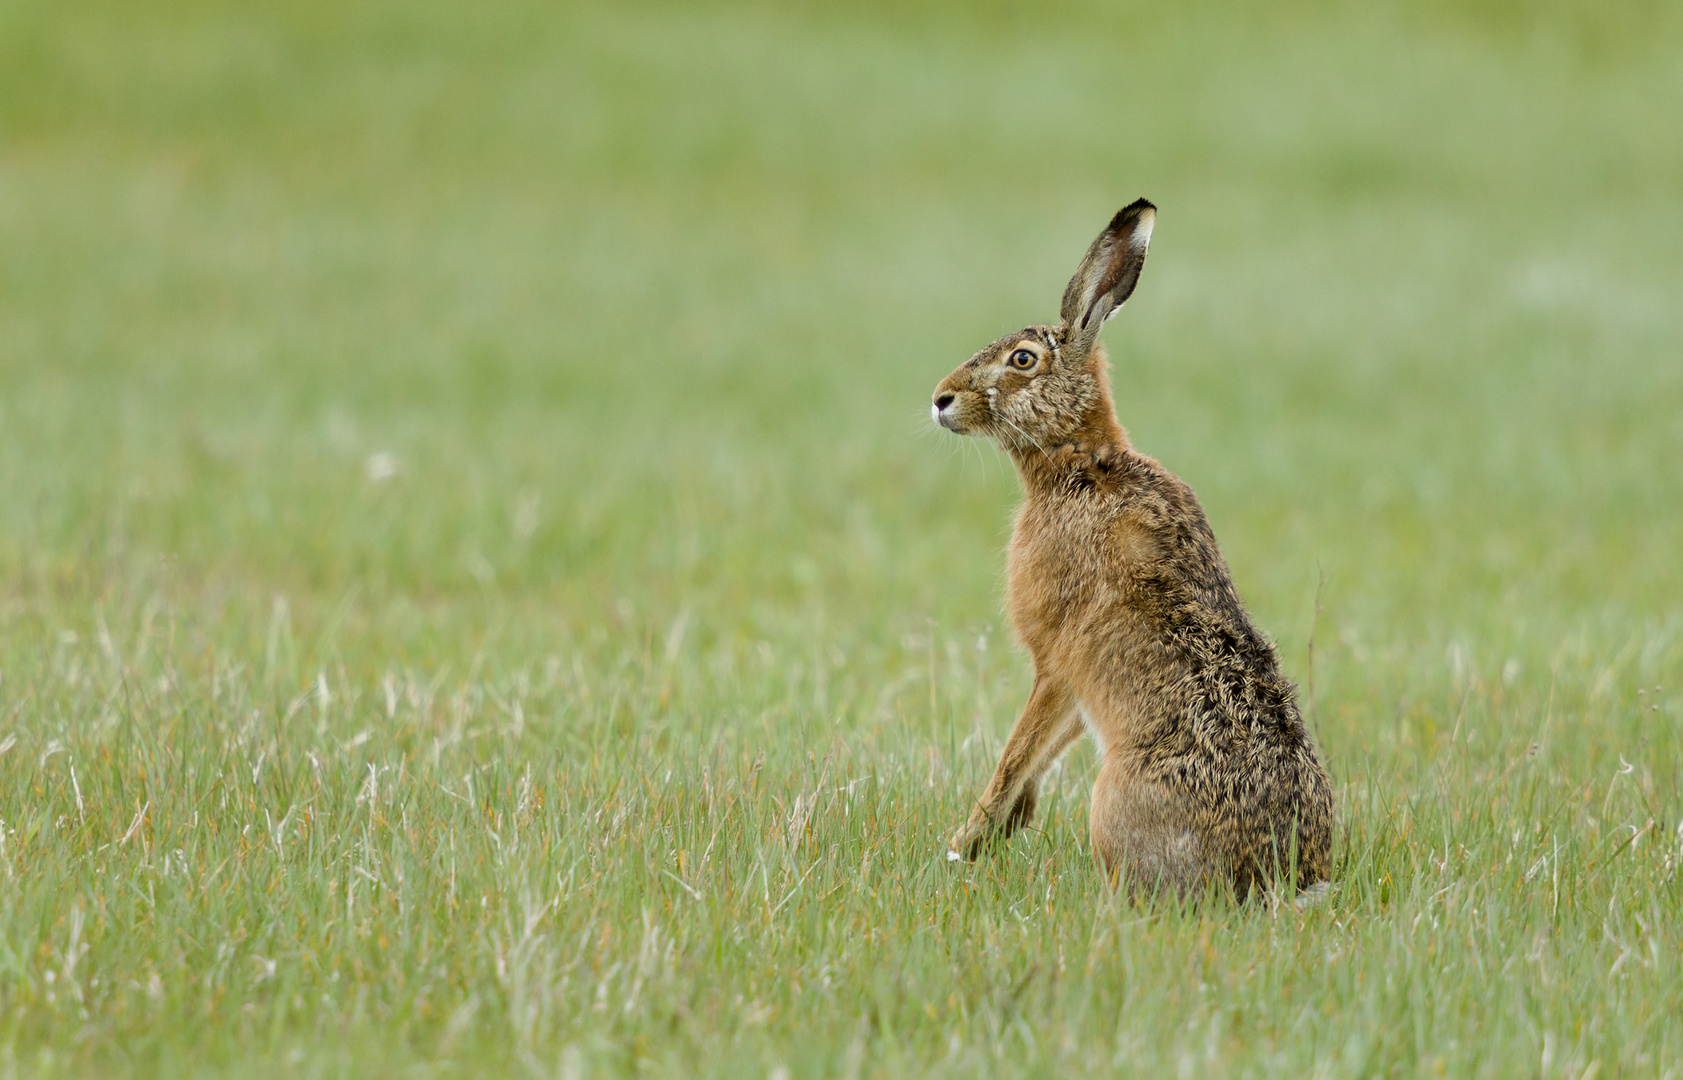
[932,200,1154,450]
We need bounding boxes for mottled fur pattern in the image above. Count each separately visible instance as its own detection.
[933,200,1333,900]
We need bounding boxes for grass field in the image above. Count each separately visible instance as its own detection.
[3,0,1682,1075]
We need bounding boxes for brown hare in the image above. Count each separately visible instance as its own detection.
[932,200,1333,901]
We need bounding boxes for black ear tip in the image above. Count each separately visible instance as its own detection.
[1110,198,1156,229]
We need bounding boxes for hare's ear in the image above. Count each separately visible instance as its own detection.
[1058,199,1155,352]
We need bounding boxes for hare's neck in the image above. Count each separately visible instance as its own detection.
[1008,408,1132,496]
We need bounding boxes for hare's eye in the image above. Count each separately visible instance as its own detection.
[1007,349,1037,370]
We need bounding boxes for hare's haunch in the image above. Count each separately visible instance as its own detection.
[932,200,1333,900]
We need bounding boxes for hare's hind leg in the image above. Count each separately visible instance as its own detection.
[1089,752,1219,900]
[947,676,1080,861]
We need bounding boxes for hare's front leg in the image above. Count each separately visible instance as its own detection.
[947,677,1081,861]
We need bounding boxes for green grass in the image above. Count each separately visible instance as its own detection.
[2,0,1682,1075]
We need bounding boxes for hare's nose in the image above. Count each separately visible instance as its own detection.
[933,393,956,411]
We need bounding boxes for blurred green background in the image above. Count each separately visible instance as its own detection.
[1,0,1680,1075]
[5,0,1681,648]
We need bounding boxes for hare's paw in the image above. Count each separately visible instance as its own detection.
[945,819,986,862]
[946,786,1037,861]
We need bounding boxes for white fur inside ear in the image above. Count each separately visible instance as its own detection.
[1078,282,1102,328]
[1129,210,1155,251]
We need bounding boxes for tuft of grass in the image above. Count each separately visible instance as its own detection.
[1,0,1680,1075]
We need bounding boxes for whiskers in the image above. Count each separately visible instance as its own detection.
[910,406,1005,483]
[995,412,1056,471]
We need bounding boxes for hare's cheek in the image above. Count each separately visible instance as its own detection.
[995,371,1033,396]
[998,387,1036,420]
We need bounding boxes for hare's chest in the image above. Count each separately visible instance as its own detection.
[1005,496,1151,654]
[1005,502,1095,647]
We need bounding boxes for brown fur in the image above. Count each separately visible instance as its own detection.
[933,200,1333,900]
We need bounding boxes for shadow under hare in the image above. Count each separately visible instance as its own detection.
[932,200,1332,901]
